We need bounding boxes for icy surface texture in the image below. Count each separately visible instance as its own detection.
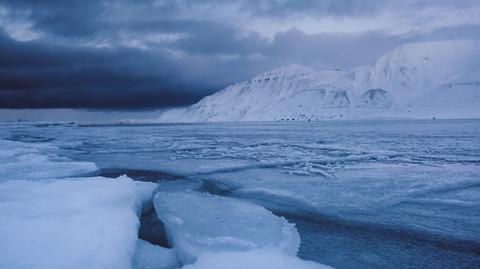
[0,139,97,181]
[0,120,479,268]
[153,190,300,264]
[0,176,157,269]
[183,249,333,269]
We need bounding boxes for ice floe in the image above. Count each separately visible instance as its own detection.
[153,190,300,264]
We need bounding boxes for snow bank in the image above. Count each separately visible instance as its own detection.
[183,249,333,269]
[0,176,157,269]
[153,190,300,264]
[0,139,97,181]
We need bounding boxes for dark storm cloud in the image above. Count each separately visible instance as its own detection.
[0,30,209,108]
[0,0,276,108]
[0,25,273,108]
[0,0,479,108]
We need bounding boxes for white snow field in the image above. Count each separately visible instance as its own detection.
[153,190,300,263]
[0,176,157,269]
[158,40,480,122]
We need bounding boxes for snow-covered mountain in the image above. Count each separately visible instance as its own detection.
[159,40,480,122]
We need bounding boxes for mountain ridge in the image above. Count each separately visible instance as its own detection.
[159,39,480,122]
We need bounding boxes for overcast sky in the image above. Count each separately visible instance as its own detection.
[1,0,479,109]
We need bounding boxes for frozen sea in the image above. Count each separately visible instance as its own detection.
[0,120,479,268]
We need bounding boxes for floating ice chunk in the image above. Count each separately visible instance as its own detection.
[134,239,180,269]
[182,249,334,269]
[153,191,300,264]
[0,139,97,181]
[0,176,157,269]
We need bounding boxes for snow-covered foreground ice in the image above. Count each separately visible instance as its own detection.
[0,176,157,269]
[0,120,479,268]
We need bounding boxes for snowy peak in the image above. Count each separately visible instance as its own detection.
[159,40,480,122]
[358,40,480,101]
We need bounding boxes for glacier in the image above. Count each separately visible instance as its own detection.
[158,40,480,122]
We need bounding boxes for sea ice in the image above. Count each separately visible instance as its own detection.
[1,120,478,268]
[153,190,300,264]
[0,139,97,181]
[197,164,480,241]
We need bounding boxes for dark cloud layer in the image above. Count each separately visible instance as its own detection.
[0,30,200,108]
[0,0,479,108]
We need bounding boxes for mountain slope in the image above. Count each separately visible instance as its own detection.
[354,40,480,103]
[159,40,480,122]
[410,67,480,118]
